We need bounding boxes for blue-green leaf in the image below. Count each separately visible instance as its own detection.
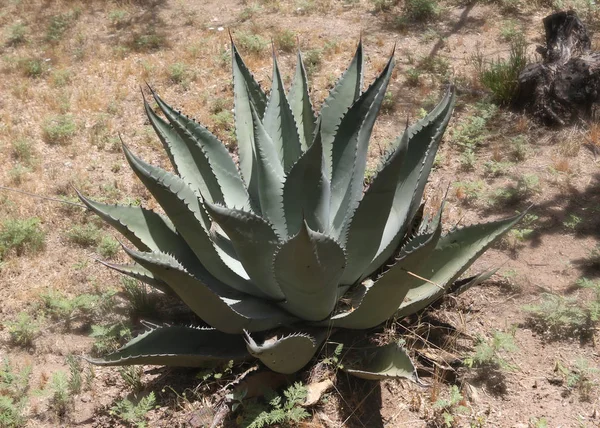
[288,51,316,151]
[86,326,250,366]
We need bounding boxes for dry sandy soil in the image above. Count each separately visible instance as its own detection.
[0,0,599,427]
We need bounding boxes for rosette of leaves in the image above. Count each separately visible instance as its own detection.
[78,40,523,380]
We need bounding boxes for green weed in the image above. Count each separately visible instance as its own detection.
[0,217,45,260]
[0,358,31,427]
[168,62,188,84]
[555,359,598,401]
[90,322,132,356]
[40,290,100,330]
[524,278,600,337]
[110,392,156,428]
[563,214,582,231]
[17,57,44,78]
[234,382,310,428]
[119,366,144,393]
[464,330,518,370]
[5,312,39,348]
[432,385,470,428]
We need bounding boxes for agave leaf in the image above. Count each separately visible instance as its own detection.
[365,88,456,277]
[328,221,441,329]
[122,144,272,298]
[449,268,498,296]
[249,104,287,237]
[123,247,294,333]
[205,202,285,300]
[343,342,418,381]
[283,128,330,236]
[263,52,302,172]
[328,53,395,241]
[96,260,172,294]
[341,120,409,284]
[148,89,251,210]
[396,211,526,318]
[274,221,346,321]
[232,41,266,208]
[244,330,327,374]
[76,192,197,266]
[319,40,364,179]
[288,50,316,151]
[85,326,250,366]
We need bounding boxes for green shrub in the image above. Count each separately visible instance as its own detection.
[275,30,296,53]
[404,0,439,21]
[97,235,119,258]
[0,217,45,259]
[42,114,77,145]
[66,224,101,247]
[236,32,268,55]
[0,358,31,427]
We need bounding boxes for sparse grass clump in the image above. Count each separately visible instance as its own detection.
[274,29,296,53]
[42,114,77,145]
[46,12,78,43]
[477,38,528,105]
[0,217,45,260]
[131,32,167,52]
[6,23,27,46]
[168,62,189,84]
[432,385,470,428]
[11,139,35,165]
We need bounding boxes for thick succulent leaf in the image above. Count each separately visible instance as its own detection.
[96,260,172,294]
[274,221,346,321]
[86,326,249,366]
[329,54,395,241]
[77,192,197,266]
[343,342,418,381]
[122,145,270,298]
[365,88,456,277]
[148,89,250,210]
[123,247,294,333]
[283,129,330,235]
[288,51,316,151]
[205,202,285,300]
[232,41,266,207]
[249,105,287,237]
[264,53,302,172]
[319,41,364,179]
[396,211,526,318]
[341,122,410,284]
[327,221,441,329]
[245,330,327,374]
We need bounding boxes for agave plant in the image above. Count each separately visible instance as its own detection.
[78,40,523,380]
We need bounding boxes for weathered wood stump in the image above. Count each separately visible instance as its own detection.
[515,11,600,125]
